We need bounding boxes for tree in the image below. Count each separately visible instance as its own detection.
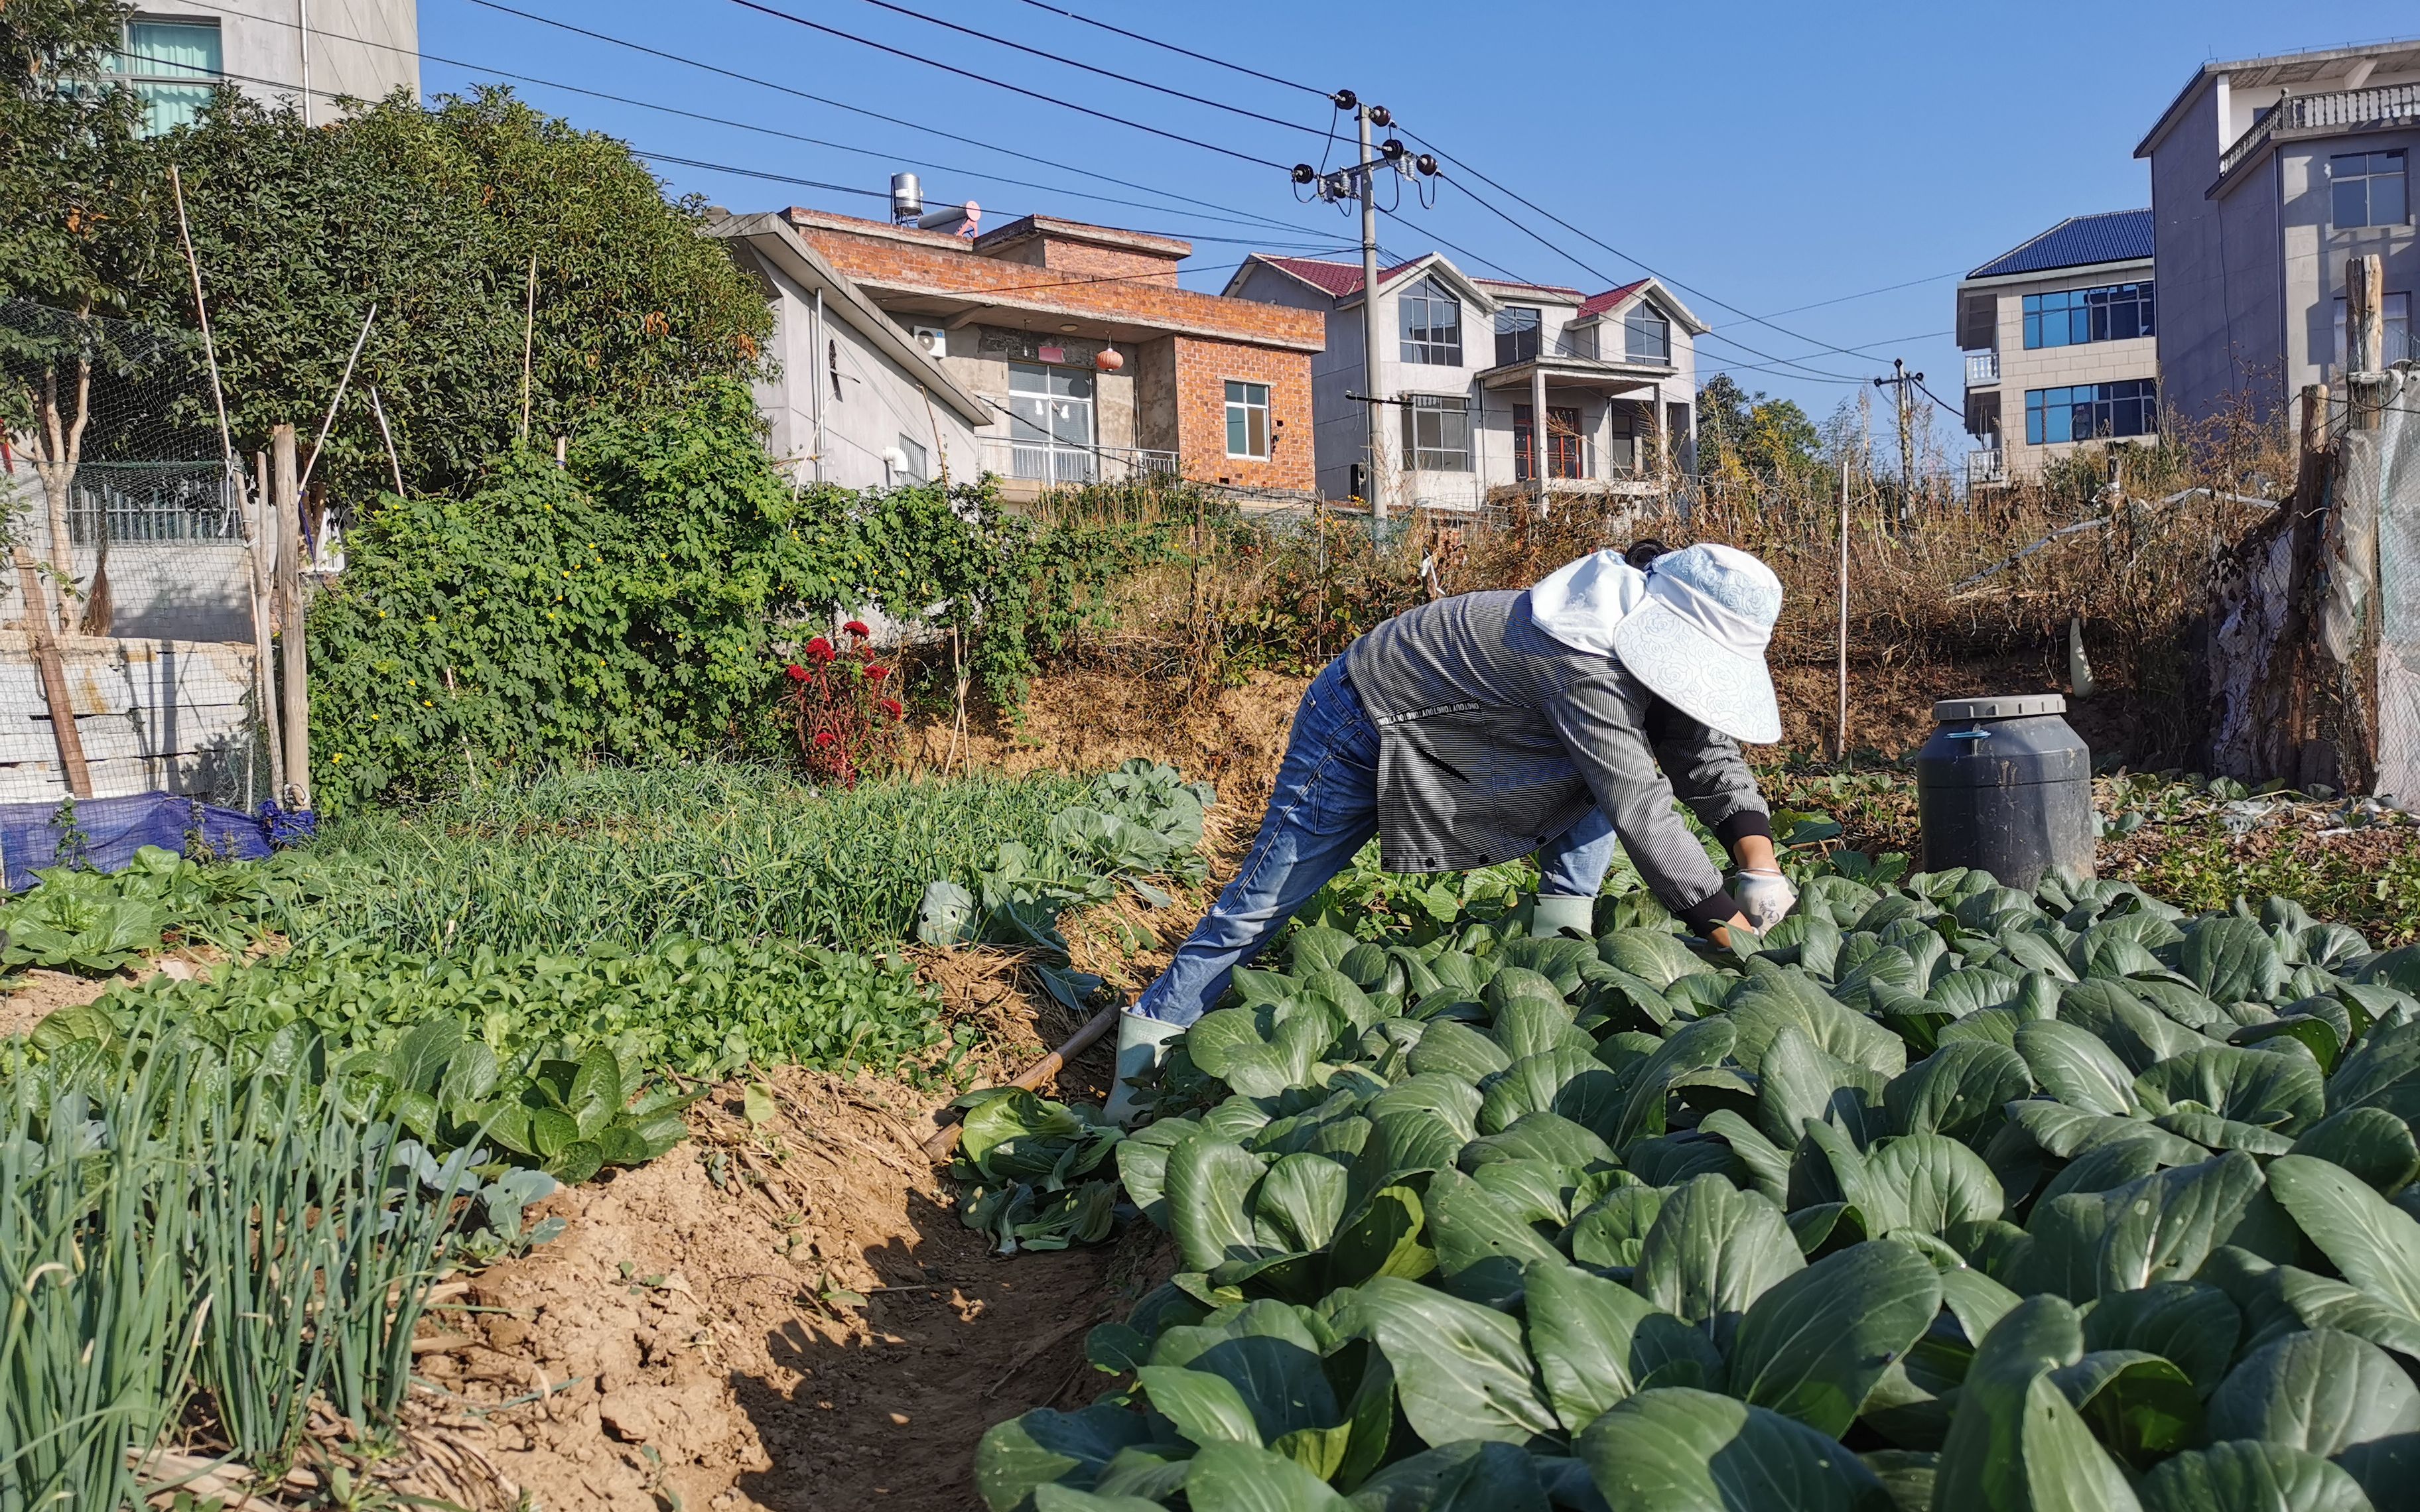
[155,85,773,503]
[1695,373,1823,489]
[0,0,167,627]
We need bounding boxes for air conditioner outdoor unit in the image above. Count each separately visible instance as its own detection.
[913,326,947,359]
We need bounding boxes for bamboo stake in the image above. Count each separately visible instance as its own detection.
[519,251,539,447]
[253,450,284,798]
[274,426,310,810]
[168,166,238,485]
[369,385,405,495]
[298,303,374,496]
[1836,463,1849,761]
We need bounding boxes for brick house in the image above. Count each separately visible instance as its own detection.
[780,208,1325,499]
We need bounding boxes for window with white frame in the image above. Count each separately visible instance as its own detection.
[1625,306,1672,363]
[2334,292,2413,368]
[1494,306,1540,366]
[1398,277,1463,365]
[2332,151,2409,230]
[1224,380,1270,458]
[107,19,220,135]
[1400,395,1471,472]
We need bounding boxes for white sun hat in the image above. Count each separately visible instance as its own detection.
[1609,542,1784,744]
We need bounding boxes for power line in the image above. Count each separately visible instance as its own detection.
[1736,270,1965,322]
[450,0,1324,241]
[721,0,1295,170]
[834,0,1344,145]
[1008,0,1333,99]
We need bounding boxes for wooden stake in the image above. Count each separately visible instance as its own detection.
[370,385,405,495]
[274,425,310,810]
[519,251,539,448]
[2349,255,2386,430]
[1836,464,1850,761]
[299,304,374,495]
[15,547,90,798]
[253,450,283,798]
[919,1002,1120,1163]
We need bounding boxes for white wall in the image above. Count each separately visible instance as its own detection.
[175,0,418,115]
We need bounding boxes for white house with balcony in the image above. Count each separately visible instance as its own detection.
[104,0,419,135]
[2137,38,2419,428]
[1223,253,1704,513]
[1956,211,2159,485]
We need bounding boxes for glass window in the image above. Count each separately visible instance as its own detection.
[2021,283,2156,349]
[2333,151,2409,229]
[1006,361,1097,484]
[895,434,929,485]
[2024,379,2159,446]
[1607,406,1638,473]
[1494,306,1540,366]
[1514,405,1584,480]
[1398,277,1462,365]
[1624,307,1671,363]
[108,20,220,135]
[2334,292,2414,368]
[1399,395,1470,472]
[1224,379,1270,458]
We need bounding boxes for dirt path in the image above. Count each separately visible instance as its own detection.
[427,1069,1164,1511]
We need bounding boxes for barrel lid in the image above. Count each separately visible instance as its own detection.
[1934,694,2066,722]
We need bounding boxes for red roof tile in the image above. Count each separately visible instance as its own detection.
[1252,255,1429,298]
[1578,280,1650,318]
[1473,277,1584,298]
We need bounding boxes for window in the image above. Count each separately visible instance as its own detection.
[1514,404,1583,480]
[107,19,219,135]
[2022,283,2156,348]
[2025,379,2158,445]
[1224,380,1270,458]
[1400,395,1471,472]
[1494,306,1540,366]
[895,434,929,485]
[1606,406,1638,474]
[1006,361,1095,484]
[2334,292,2414,368]
[2333,151,2409,229]
[1398,277,1462,365]
[1624,307,1671,363]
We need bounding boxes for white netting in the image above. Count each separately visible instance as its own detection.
[2369,366,2420,802]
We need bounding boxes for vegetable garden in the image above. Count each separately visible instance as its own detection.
[967,840,2420,1512]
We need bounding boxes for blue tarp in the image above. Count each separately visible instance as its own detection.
[0,792,308,893]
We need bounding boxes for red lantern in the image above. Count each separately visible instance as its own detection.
[1095,342,1124,373]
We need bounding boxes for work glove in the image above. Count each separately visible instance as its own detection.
[1732,868,1798,933]
[1103,1010,1187,1127]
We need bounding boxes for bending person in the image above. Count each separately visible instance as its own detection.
[1104,540,1798,1123]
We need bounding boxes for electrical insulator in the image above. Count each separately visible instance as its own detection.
[1291,164,1316,185]
[1331,88,1357,111]
[1380,138,1406,160]
[1367,104,1392,127]
[1415,154,1439,177]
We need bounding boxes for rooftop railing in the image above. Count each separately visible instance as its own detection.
[2220,82,2420,177]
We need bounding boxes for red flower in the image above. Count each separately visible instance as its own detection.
[784,663,809,682]
[805,636,836,662]
[880,697,905,720]
[813,730,837,748]
[842,619,872,638]
[866,664,890,682]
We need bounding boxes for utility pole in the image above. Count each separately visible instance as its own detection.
[1357,103,1385,525]
[1872,359,1922,515]
[1293,99,1437,529]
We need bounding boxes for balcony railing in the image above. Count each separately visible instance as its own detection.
[1968,448,2007,486]
[2221,82,2420,177]
[976,438,1178,488]
[1965,351,2000,387]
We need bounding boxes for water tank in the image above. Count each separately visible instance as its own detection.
[889,172,923,225]
[1915,694,2096,892]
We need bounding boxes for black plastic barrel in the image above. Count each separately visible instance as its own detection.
[1915,694,2096,891]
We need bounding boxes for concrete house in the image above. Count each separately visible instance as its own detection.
[708,213,990,491]
[1956,210,2160,485]
[2136,38,2419,428]
[779,208,1323,501]
[1223,253,1704,513]
[107,0,419,134]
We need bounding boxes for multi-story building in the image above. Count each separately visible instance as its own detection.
[1222,253,1703,513]
[2135,38,2419,428]
[105,1,419,134]
[1956,211,2159,485]
[779,206,1323,501]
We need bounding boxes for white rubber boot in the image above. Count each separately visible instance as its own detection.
[1531,893,1597,939]
[1103,1010,1187,1127]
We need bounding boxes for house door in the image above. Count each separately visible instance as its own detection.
[1008,362,1097,484]
[1514,405,1584,481]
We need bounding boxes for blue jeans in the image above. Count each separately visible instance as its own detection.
[1132,657,1619,1026]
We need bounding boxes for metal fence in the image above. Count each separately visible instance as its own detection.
[68,462,244,544]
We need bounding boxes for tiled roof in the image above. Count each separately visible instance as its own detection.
[1253,255,1426,298]
[1578,280,1649,318]
[1474,277,1585,298]
[1968,210,2155,279]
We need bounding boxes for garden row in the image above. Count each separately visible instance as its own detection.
[965,848,2420,1511]
[0,758,1211,1508]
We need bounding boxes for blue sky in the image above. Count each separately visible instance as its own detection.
[419,0,2401,466]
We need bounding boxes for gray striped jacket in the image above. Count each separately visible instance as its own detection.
[1341,588,1769,918]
